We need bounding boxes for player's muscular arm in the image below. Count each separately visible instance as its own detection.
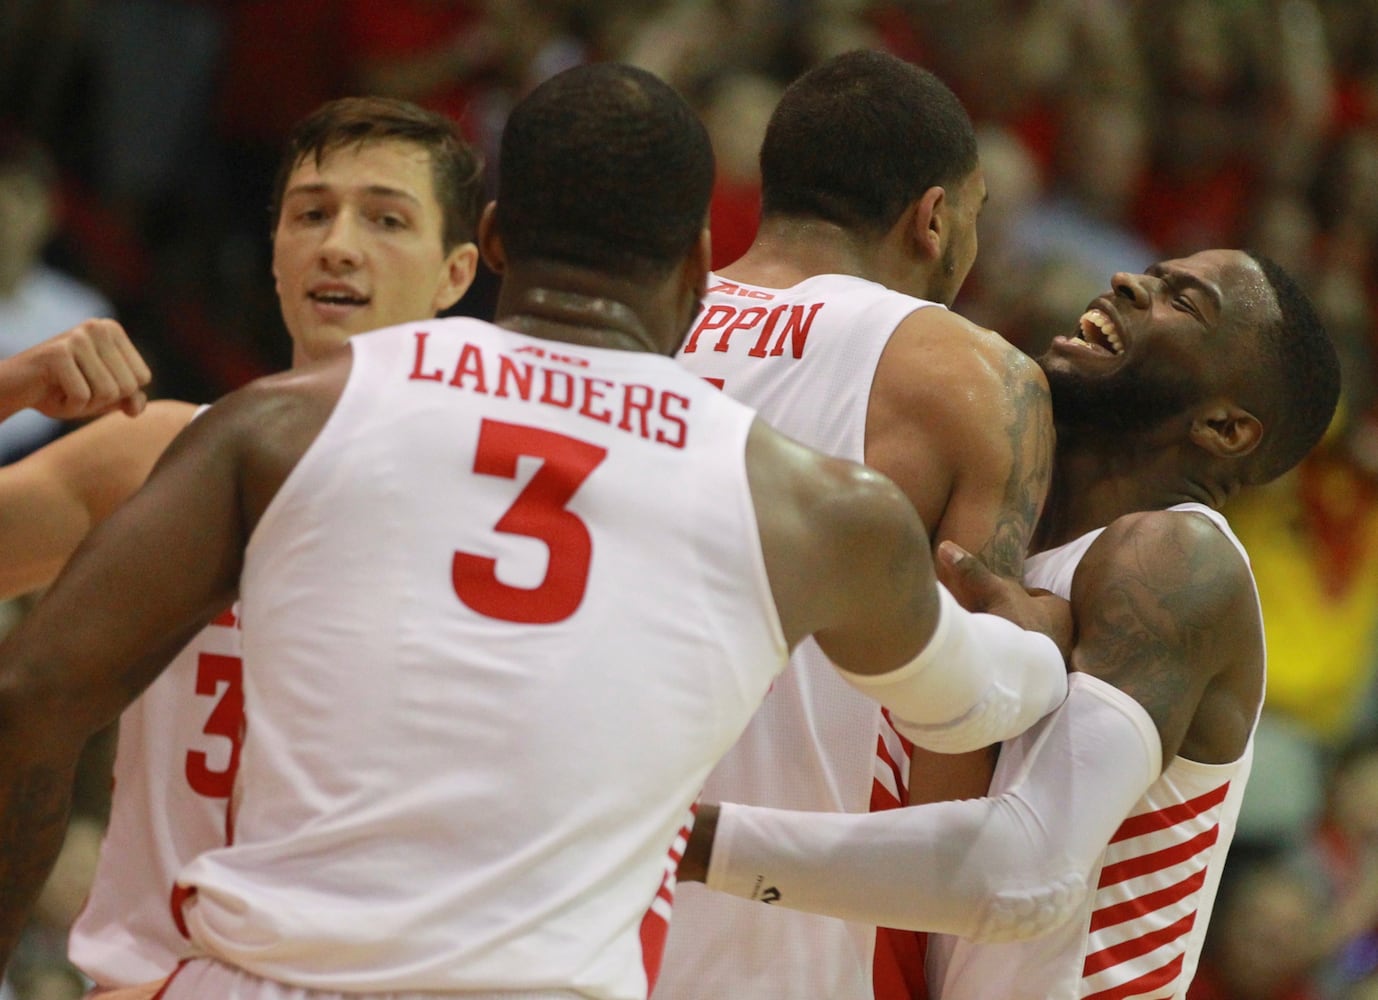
[955,349,1053,575]
[1069,511,1263,765]
[749,418,941,666]
[865,311,1053,578]
[751,418,1065,749]
[908,513,1254,804]
[874,315,1058,805]
[0,360,346,974]
[0,405,238,973]
[0,400,197,598]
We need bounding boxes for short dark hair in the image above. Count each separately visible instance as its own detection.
[270,96,484,251]
[1244,251,1342,483]
[495,63,714,281]
[759,50,979,235]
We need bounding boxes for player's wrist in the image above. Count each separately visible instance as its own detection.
[0,355,41,419]
[679,803,718,883]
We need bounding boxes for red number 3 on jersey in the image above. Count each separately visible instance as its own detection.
[453,418,608,625]
[185,651,244,799]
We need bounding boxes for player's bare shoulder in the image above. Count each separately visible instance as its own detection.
[190,348,355,532]
[878,305,1049,414]
[867,306,1053,576]
[218,345,352,437]
[1069,508,1263,762]
[1072,508,1255,620]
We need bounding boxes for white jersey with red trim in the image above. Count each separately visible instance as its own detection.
[176,318,787,1000]
[926,503,1261,1000]
[657,274,937,999]
[69,403,244,991]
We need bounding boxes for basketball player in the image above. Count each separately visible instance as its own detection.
[0,320,150,428]
[675,249,1342,1000]
[0,96,483,994]
[0,63,1072,999]
[659,49,1059,999]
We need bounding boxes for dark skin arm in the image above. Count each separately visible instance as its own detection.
[0,356,346,972]
[870,309,1067,808]
[688,314,1065,868]
[746,419,945,673]
[683,415,1069,887]
[682,424,950,885]
[682,332,1065,867]
[865,308,1053,581]
[747,414,1069,682]
[684,510,1263,886]
[1067,510,1262,765]
[936,510,1264,765]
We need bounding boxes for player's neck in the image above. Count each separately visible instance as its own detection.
[1034,436,1219,551]
[498,304,660,355]
[495,264,691,357]
[720,217,890,288]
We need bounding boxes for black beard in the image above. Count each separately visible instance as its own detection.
[1041,358,1197,436]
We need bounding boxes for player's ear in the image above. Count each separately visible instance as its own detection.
[909,185,945,262]
[685,226,712,298]
[434,242,479,313]
[477,202,505,275]
[1190,402,1263,459]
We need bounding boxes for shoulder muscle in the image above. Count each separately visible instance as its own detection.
[866,308,1051,576]
[1070,510,1258,759]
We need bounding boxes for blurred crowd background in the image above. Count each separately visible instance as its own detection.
[2,1,1377,999]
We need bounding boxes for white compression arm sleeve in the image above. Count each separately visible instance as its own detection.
[706,673,1162,942]
[836,583,1068,753]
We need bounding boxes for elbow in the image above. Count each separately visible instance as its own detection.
[894,684,1043,754]
[890,625,1068,754]
[953,794,1093,942]
[0,655,86,767]
[0,663,42,743]
[969,867,1089,943]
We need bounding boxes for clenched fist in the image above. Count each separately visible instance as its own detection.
[0,319,153,421]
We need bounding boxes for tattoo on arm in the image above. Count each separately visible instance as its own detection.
[1077,522,1236,741]
[976,371,1053,578]
[0,762,74,970]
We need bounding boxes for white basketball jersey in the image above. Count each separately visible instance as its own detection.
[658,274,936,999]
[927,503,1262,1000]
[69,404,243,989]
[176,318,787,999]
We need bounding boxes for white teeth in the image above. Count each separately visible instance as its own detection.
[1077,309,1124,354]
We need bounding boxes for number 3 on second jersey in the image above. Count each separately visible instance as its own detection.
[453,418,608,625]
[186,650,244,799]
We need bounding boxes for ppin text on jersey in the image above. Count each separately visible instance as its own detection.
[681,281,823,357]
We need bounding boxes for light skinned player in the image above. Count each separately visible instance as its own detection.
[0,320,150,428]
[0,97,482,995]
[0,100,479,601]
